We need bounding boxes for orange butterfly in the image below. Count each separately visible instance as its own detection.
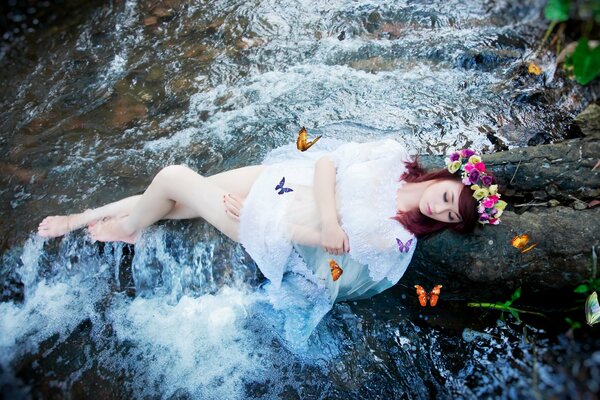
[329,259,343,281]
[296,126,322,152]
[414,285,443,307]
[510,234,538,253]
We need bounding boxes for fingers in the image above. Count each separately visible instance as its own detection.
[223,193,241,221]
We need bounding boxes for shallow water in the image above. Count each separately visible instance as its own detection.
[0,0,598,398]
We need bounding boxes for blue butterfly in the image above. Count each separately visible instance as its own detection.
[396,238,413,253]
[275,177,294,195]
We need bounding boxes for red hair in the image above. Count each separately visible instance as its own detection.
[391,156,492,238]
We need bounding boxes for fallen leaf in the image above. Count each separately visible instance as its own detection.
[528,62,543,75]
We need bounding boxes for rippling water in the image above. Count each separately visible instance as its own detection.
[0,0,598,398]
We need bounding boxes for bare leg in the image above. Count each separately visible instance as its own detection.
[38,165,265,241]
[88,165,264,243]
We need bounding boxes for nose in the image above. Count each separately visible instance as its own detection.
[433,202,451,215]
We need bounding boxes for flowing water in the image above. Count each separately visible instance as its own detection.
[0,0,598,398]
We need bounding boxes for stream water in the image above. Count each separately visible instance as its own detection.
[0,0,598,398]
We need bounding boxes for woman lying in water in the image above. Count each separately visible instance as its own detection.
[38,138,506,303]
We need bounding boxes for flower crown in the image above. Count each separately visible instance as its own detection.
[445,148,507,225]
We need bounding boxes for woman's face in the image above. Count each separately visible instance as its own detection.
[419,179,464,223]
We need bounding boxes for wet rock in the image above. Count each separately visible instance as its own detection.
[145,65,164,83]
[572,200,588,210]
[365,11,382,33]
[349,57,396,73]
[109,96,148,128]
[378,23,404,40]
[144,16,158,26]
[548,199,560,207]
[574,104,600,138]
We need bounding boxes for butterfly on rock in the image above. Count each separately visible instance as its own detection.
[414,285,443,307]
[296,126,322,152]
[275,177,293,195]
[329,259,343,281]
[396,238,413,253]
[510,234,538,253]
[586,291,600,326]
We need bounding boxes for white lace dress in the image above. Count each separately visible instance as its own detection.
[238,138,417,345]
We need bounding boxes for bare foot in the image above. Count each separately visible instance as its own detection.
[38,212,90,238]
[88,216,138,244]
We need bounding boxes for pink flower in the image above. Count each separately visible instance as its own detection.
[464,163,474,173]
[462,177,472,185]
[482,198,495,208]
[478,205,486,213]
[489,218,499,225]
[475,162,486,172]
[488,195,499,203]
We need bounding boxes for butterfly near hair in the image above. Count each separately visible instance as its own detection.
[510,234,537,254]
[275,177,293,195]
[414,285,443,307]
[396,238,413,253]
[329,259,343,281]
[296,126,322,152]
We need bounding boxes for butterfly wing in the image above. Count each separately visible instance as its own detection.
[585,291,600,326]
[429,285,443,307]
[329,259,344,281]
[396,238,405,253]
[281,187,293,194]
[414,285,427,307]
[296,127,307,151]
[403,239,413,252]
[510,234,529,249]
[303,135,322,151]
[520,243,538,254]
[275,177,285,192]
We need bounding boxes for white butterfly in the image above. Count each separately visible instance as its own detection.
[585,291,600,326]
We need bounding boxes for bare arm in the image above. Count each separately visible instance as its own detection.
[314,156,350,255]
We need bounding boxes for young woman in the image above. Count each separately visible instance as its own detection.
[37,138,505,305]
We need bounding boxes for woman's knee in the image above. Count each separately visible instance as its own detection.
[154,165,200,183]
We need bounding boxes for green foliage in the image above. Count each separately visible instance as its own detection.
[565,317,582,330]
[543,0,600,85]
[468,287,546,322]
[545,0,571,22]
[564,38,600,84]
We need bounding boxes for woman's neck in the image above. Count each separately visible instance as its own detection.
[396,180,431,212]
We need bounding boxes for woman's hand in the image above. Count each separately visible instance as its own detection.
[223,193,245,221]
[320,221,350,255]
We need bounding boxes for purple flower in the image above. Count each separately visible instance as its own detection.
[490,208,498,215]
[479,213,490,221]
[469,170,480,184]
[481,175,493,186]
[462,176,471,185]
[449,152,460,162]
[478,205,486,213]
[461,149,475,158]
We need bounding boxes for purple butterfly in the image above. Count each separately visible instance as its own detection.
[275,177,294,195]
[396,238,413,253]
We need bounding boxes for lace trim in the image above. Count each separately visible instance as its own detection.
[336,141,417,283]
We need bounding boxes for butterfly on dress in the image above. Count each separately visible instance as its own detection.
[414,285,443,307]
[275,177,293,195]
[510,234,537,254]
[396,238,413,253]
[329,259,343,281]
[296,126,322,152]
